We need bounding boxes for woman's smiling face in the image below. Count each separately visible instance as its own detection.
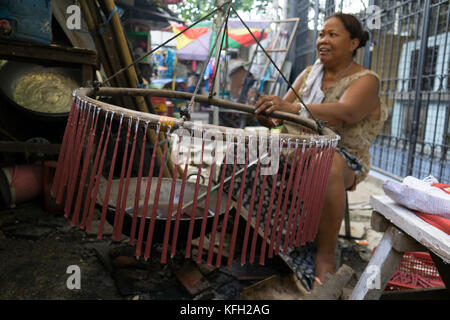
[316,17,359,65]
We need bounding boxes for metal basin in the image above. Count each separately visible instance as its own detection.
[96,177,229,244]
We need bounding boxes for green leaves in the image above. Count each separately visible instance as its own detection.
[168,0,270,23]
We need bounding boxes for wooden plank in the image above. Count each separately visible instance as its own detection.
[191,231,230,258]
[303,264,354,300]
[372,212,425,251]
[82,65,95,87]
[0,141,60,154]
[234,200,267,242]
[52,0,96,50]
[241,273,308,300]
[370,195,450,263]
[174,261,211,296]
[256,48,288,52]
[388,224,426,253]
[371,210,391,232]
[269,18,300,95]
[349,226,404,300]
[0,40,98,66]
[234,199,298,276]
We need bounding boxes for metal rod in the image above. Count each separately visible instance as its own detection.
[406,0,431,176]
[177,151,270,215]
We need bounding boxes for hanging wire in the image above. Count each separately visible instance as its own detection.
[95,0,325,133]
[220,18,230,100]
[184,1,232,117]
[97,0,233,88]
[230,5,325,132]
[208,2,232,100]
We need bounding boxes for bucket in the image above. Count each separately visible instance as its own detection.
[0,0,53,45]
[0,164,43,208]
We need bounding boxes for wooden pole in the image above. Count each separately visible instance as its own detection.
[103,0,180,178]
[86,0,136,108]
[212,0,223,126]
[79,0,127,108]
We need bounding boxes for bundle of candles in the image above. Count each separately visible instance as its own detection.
[50,88,339,267]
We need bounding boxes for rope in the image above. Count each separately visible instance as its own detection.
[73,7,119,37]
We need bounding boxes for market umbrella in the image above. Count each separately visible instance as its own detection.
[172,22,213,61]
[213,20,271,48]
[171,20,271,61]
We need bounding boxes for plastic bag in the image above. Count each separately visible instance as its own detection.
[382,176,450,218]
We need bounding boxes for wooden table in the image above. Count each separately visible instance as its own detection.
[350,195,450,300]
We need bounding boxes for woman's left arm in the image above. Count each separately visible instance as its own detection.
[306,74,380,126]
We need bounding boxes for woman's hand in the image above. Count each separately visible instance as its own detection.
[256,115,282,128]
[254,95,300,115]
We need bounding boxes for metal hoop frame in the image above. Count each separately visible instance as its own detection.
[76,87,340,147]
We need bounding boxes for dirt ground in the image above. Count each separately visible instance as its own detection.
[0,177,382,300]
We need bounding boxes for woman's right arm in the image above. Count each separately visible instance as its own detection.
[255,69,307,127]
[282,69,307,103]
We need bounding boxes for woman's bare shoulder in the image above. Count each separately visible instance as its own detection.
[350,64,380,79]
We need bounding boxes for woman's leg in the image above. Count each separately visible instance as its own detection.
[314,152,356,284]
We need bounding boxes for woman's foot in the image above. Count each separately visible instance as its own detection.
[312,276,323,290]
[313,253,336,288]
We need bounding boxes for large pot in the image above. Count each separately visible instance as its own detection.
[96,178,229,244]
[0,61,81,122]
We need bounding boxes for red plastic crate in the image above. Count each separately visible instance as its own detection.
[386,252,445,291]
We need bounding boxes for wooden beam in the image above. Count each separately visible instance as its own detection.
[372,212,425,252]
[0,40,98,67]
[82,65,95,87]
[371,210,391,232]
[388,225,426,253]
[349,226,404,300]
[103,0,180,178]
[0,141,60,154]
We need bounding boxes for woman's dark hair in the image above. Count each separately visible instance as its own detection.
[325,12,369,56]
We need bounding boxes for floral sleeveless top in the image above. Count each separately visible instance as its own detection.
[284,66,389,188]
